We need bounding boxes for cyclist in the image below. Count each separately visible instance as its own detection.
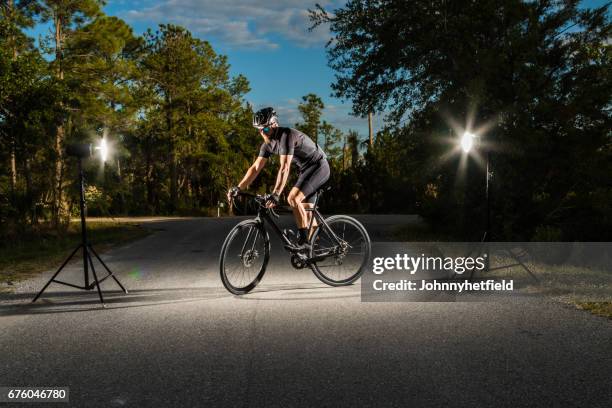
[228,107,330,249]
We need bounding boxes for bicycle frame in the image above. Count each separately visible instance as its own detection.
[238,191,345,261]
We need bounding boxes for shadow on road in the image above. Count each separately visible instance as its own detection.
[238,283,360,301]
[0,287,229,316]
[0,284,361,315]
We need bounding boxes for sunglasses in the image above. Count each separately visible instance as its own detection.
[256,126,272,133]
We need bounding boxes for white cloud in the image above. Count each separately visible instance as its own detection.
[124,0,342,50]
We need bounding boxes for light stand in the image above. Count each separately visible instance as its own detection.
[465,146,539,283]
[32,149,128,307]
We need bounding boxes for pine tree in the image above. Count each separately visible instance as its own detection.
[295,93,324,145]
[39,0,101,227]
[0,0,39,197]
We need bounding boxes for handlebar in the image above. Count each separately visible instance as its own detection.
[233,191,280,218]
[236,191,259,199]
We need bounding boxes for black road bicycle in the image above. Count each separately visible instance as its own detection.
[219,187,371,295]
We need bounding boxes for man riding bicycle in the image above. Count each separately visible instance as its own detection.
[227,107,330,250]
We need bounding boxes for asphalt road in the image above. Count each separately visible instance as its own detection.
[0,216,610,407]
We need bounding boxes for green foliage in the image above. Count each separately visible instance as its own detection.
[0,8,256,234]
[82,185,110,215]
[312,0,612,239]
[295,93,324,145]
[319,120,343,159]
[0,29,63,232]
[1,0,610,244]
[0,1,39,54]
[132,24,254,213]
[295,93,347,167]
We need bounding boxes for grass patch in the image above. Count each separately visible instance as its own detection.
[0,220,150,292]
[387,235,611,319]
[478,256,611,318]
[482,259,611,301]
[574,302,612,319]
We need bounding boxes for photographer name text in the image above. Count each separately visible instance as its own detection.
[372,279,514,292]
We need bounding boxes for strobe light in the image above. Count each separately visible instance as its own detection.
[95,137,108,163]
[461,132,476,153]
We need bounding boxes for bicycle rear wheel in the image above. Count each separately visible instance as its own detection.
[219,220,270,295]
[309,215,371,286]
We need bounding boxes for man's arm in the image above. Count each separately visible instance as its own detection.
[238,156,267,190]
[272,154,292,195]
[272,129,295,196]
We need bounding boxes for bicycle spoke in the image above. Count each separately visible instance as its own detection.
[222,223,267,291]
[310,217,369,284]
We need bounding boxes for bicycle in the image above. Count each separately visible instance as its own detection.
[219,187,371,295]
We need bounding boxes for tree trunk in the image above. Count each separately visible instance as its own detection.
[170,152,178,211]
[10,138,17,196]
[145,149,154,209]
[52,11,65,227]
[166,97,178,212]
[24,158,35,225]
[368,111,374,148]
[116,158,126,214]
[8,0,17,198]
[342,136,347,170]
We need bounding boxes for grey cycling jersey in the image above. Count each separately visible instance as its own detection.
[258,127,326,169]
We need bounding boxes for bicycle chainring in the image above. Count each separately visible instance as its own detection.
[290,254,306,269]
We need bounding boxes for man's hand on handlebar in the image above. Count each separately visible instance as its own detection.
[227,186,241,203]
[264,192,280,208]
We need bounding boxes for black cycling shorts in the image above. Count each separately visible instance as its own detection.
[294,159,330,204]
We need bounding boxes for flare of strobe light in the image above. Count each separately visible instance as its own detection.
[461,132,476,153]
[95,137,108,163]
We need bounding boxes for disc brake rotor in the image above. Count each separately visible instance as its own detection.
[242,249,259,267]
[335,241,351,265]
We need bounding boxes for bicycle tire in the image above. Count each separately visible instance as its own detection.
[219,219,270,295]
[309,215,371,286]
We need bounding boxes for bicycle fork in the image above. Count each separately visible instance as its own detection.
[239,225,260,266]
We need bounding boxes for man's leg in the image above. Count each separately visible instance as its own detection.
[288,191,318,238]
[289,159,330,245]
[287,187,307,228]
[288,188,312,246]
[302,202,318,238]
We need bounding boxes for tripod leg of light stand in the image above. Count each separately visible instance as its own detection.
[88,245,128,294]
[466,241,485,281]
[509,250,539,283]
[86,249,105,306]
[467,232,490,281]
[32,244,83,303]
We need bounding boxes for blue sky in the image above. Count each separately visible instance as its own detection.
[106,0,375,138]
[29,0,610,140]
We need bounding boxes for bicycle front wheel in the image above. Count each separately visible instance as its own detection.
[309,215,371,286]
[219,220,270,295]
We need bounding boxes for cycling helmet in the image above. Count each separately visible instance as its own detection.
[252,107,278,128]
